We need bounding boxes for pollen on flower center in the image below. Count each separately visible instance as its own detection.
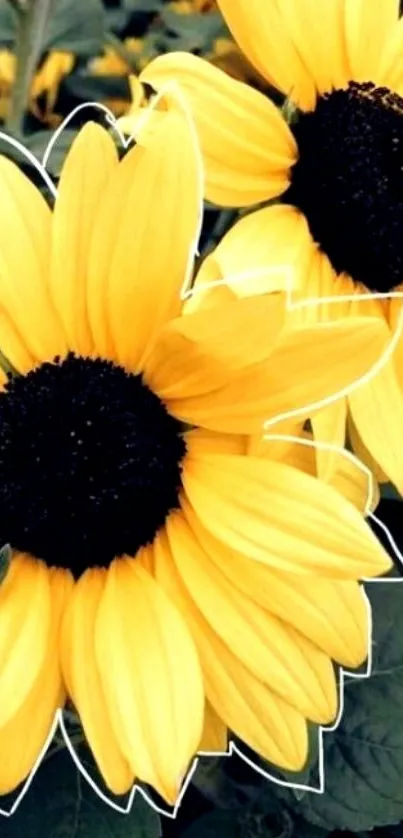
[0,353,187,577]
[284,81,403,292]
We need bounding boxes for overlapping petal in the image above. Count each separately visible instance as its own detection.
[50,123,119,357]
[87,97,202,369]
[95,557,204,803]
[162,316,390,434]
[181,503,369,669]
[181,444,391,578]
[153,528,309,770]
[0,555,52,728]
[60,567,134,795]
[140,52,295,206]
[0,566,72,795]
[344,0,399,82]
[0,159,65,368]
[167,512,338,724]
[215,0,317,109]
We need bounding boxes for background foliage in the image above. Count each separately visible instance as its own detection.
[1,1,403,836]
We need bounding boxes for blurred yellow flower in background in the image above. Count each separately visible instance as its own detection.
[0,49,73,126]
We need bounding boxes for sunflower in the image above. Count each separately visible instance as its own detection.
[0,97,393,806]
[124,0,403,490]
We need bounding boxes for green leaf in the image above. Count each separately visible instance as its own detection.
[157,9,226,52]
[0,0,106,57]
[122,0,162,11]
[180,810,244,838]
[63,70,131,107]
[180,806,295,838]
[25,129,77,177]
[380,483,403,501]
[249,723,320,800]
[278,582,403,832]
[281,98,300,127]
[0,542,11,584]
[0,748,161,838]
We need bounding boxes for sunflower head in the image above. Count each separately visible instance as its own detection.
[134,0,403,297]
[0,352,187,576]
[0,91,395,810]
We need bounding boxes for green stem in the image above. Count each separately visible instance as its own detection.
[6,0,55,136]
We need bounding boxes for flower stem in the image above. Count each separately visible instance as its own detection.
[6,0,55,136]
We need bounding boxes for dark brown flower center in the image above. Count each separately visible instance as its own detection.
[0,354,186,577]
[283,81,403,292]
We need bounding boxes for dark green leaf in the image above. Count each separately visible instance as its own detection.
[180,810,244,838]
[0,0,106,57]
[105,9,131,35]
[181,798,303,838]
[25,128,77,176]
[45,0,106,57]
[380,483,403,501]
[122,0,162,11]
[278,582,403,831]
[243,722,320,801]
[0,748,161,838]
[157,9,226,52]
[63,71,131,106]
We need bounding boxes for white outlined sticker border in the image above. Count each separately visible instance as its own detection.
[0,95,402,818]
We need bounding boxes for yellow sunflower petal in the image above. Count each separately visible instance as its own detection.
[194,204,312,300]
[344,0,399,82]
[254,430,316,474]
[181,447,391,578]
[95,557,204,804]
[183,255,236,315]
[181,505,369,669]
[0,567,72,795]
[167,512,337,724]
[0,158,65,364]
[198,701,228,753]
[87,98,202,369]
[311,399,347,482]
[251,424,376,514]
[60,567,134,796]
[184,427,247,458]
[348,358,403,493]
[331,452,379,514]
[140,52,296,207]
[0,307,36,375]
[144,294,286,400]
[50,123,119,357]
[288,249,356,329]
[166,316,390,434]
[0,554,52,728]
[377,17,403,92]
[215,0,317,110]
[347,413,390,485]
[388,296,403,390]
[247,417,306,459]
[277,0,349,94]
[153,529,308,770]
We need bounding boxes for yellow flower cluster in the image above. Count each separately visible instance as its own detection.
[0,49,73,126]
